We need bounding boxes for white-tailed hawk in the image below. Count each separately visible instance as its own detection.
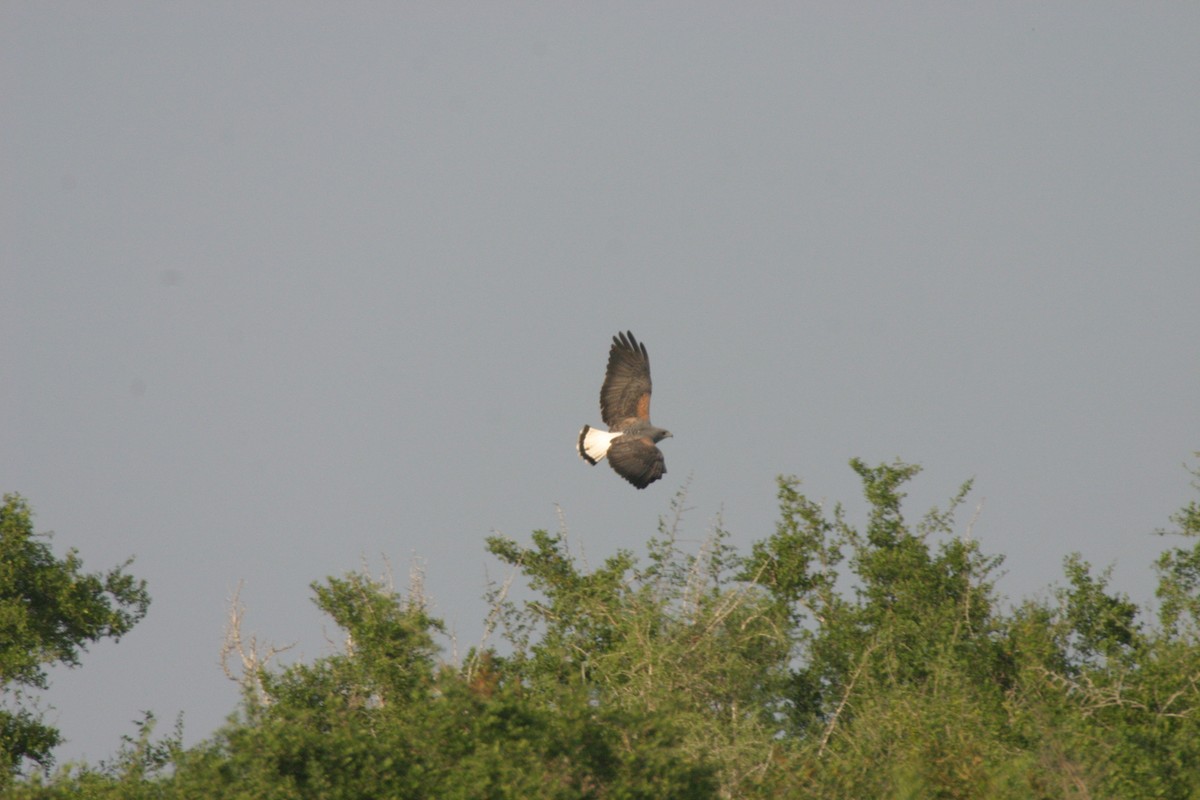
[577,331,672,489]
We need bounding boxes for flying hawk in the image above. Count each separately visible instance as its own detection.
[577,331,672,489]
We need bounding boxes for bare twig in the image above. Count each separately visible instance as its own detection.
[220,580,295,706]
[469,558,523,683]
[818,640,879,757]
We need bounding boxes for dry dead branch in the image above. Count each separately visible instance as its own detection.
[220,580,295,706]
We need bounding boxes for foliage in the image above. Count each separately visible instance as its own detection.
[484,489,787,796]
[0,493,150,784]
[10,454,1200,798]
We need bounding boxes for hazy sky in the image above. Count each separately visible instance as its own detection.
[4,4,1199,766]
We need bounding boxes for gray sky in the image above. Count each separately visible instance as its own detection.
[4,4,1198,765]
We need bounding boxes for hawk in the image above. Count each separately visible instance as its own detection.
[577,331,672,489]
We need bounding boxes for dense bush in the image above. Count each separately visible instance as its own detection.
[8,457,1200,798]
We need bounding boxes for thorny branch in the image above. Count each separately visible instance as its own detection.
[818,640,880,757]
[1038,666,1200,720]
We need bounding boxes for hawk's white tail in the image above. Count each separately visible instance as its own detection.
[578,425,620,465]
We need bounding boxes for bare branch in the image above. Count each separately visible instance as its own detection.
[220,580,294,706]
[818,640,879,757]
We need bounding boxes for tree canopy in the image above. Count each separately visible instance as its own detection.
[0,493,149,783]
[9,456,1200,798]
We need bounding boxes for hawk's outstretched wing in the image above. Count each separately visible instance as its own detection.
[606,435,666,489]
[599,331,652,431]
[578,330,672,489]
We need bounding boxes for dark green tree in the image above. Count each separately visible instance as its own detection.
[1155,458,1200,637]
[0,493,150,783]
[149,568,717,799]
[485,490,789,797]
[13,454,1200,799]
